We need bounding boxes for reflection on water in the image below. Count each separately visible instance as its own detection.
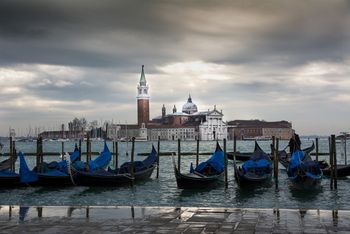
[1,205,344,228]
[289,186,323,202]
[235,185,272,202]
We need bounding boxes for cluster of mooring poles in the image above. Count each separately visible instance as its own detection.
[1,134,345,190]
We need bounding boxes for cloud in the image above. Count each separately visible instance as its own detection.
[0,0,350,135]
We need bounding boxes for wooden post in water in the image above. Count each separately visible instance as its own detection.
[332,135,338,189]
[233,136,237,181]
[224,138,228,189]
[12,140,16,172]
[156,136,160,179]
[36,137,39,171]
[86,134,90,163]
[115,141,119,169]
[329,136,334,190]
[177,139,181,173]
[315,138,319,162]
[61,142,64,161]
[112,140,115,167]
[275,138,279,188]
[11,140,15,172]
[78,139,82,161]
[130,137,135,186]
[196,139,199,167]
[272,136,276,177]
[9,137,13,171]
[40,137,44,173]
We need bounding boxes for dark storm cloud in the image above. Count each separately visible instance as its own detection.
[1,0,350,135]
[0,0,349,69]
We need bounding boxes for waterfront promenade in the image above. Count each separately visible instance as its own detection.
[1,206,349,233]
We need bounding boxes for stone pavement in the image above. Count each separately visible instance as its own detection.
[0,206,349,233]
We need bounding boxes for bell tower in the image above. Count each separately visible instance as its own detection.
[137,65,150,126]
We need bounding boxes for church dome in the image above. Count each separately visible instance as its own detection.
[182,95,198,114]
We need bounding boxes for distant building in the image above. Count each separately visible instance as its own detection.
[113,66,228,141]
[227,120,293,140]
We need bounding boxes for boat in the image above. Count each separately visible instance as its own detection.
[227,151,257,162]
[0,155,20,187]
[278,142,350,177]
[278,142,315,169]
[287,149,322,188]
[19,148,80,186]
[234,141,272,186]
[173,142,224,189]
[0,153,17,171]
[317,161,350,177]
[70,142,157,186]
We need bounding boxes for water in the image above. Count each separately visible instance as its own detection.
[0,138,349,209]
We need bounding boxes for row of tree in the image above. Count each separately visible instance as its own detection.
[67,117,110,132]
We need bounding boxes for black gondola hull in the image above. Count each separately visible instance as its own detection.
[70,165,155,186]
[321,164,350,177]
[36,174,73,186]
[0,175,20,187]
[174,166,223,189]
[235,170,272,186]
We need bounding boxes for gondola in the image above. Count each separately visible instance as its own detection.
[227,151,256,162]
[33,149,80,186]
[173,142,224,189]
[278,142,315,169]
[19,149,80,186]
[0,154,17,171]
[317,161,350,177]
[287,149,322,188]
[234,141,272,186]
[0,154,20,187]
[70,143,157,186]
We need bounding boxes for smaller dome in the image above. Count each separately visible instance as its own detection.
[182,94,198,114]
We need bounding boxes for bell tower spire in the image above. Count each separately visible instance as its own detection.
[137,65,150,126]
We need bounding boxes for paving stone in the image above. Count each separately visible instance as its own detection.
[0,206,349,233]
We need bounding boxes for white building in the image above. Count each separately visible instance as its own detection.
[198,107,228,141]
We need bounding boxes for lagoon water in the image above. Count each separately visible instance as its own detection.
[0,137,349,209]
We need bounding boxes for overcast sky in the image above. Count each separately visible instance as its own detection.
[1,0,350,136]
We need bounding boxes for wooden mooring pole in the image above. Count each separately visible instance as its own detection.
[130,137,135,186]
[112,140,115,167]
[156,136,160,179]
[78,139,82,161]
[9,136,13,171]
[12,140,16,172]
[196,139,199,167]
[36,137,43,173]
[329,136,334,190]
[315,138,319,162]
[61,142,64,161]
[115,141,119,169]
[224,138,228,189]
[177,139,181,173]
[274,137,279,188]
[271,136,276,178]
[86,134,91,163]
[332,135,338,189]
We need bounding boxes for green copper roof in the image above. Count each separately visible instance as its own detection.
[139,65,147,86]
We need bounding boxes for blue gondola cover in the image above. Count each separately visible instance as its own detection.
[88,142,112,171]
[194,147,224,174]
[19,152,38,183]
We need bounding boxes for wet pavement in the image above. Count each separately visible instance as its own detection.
[0,206,349,233]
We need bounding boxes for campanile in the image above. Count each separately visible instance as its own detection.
[137,65,150,126]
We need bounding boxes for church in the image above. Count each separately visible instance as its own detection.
[109,65,228,141]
